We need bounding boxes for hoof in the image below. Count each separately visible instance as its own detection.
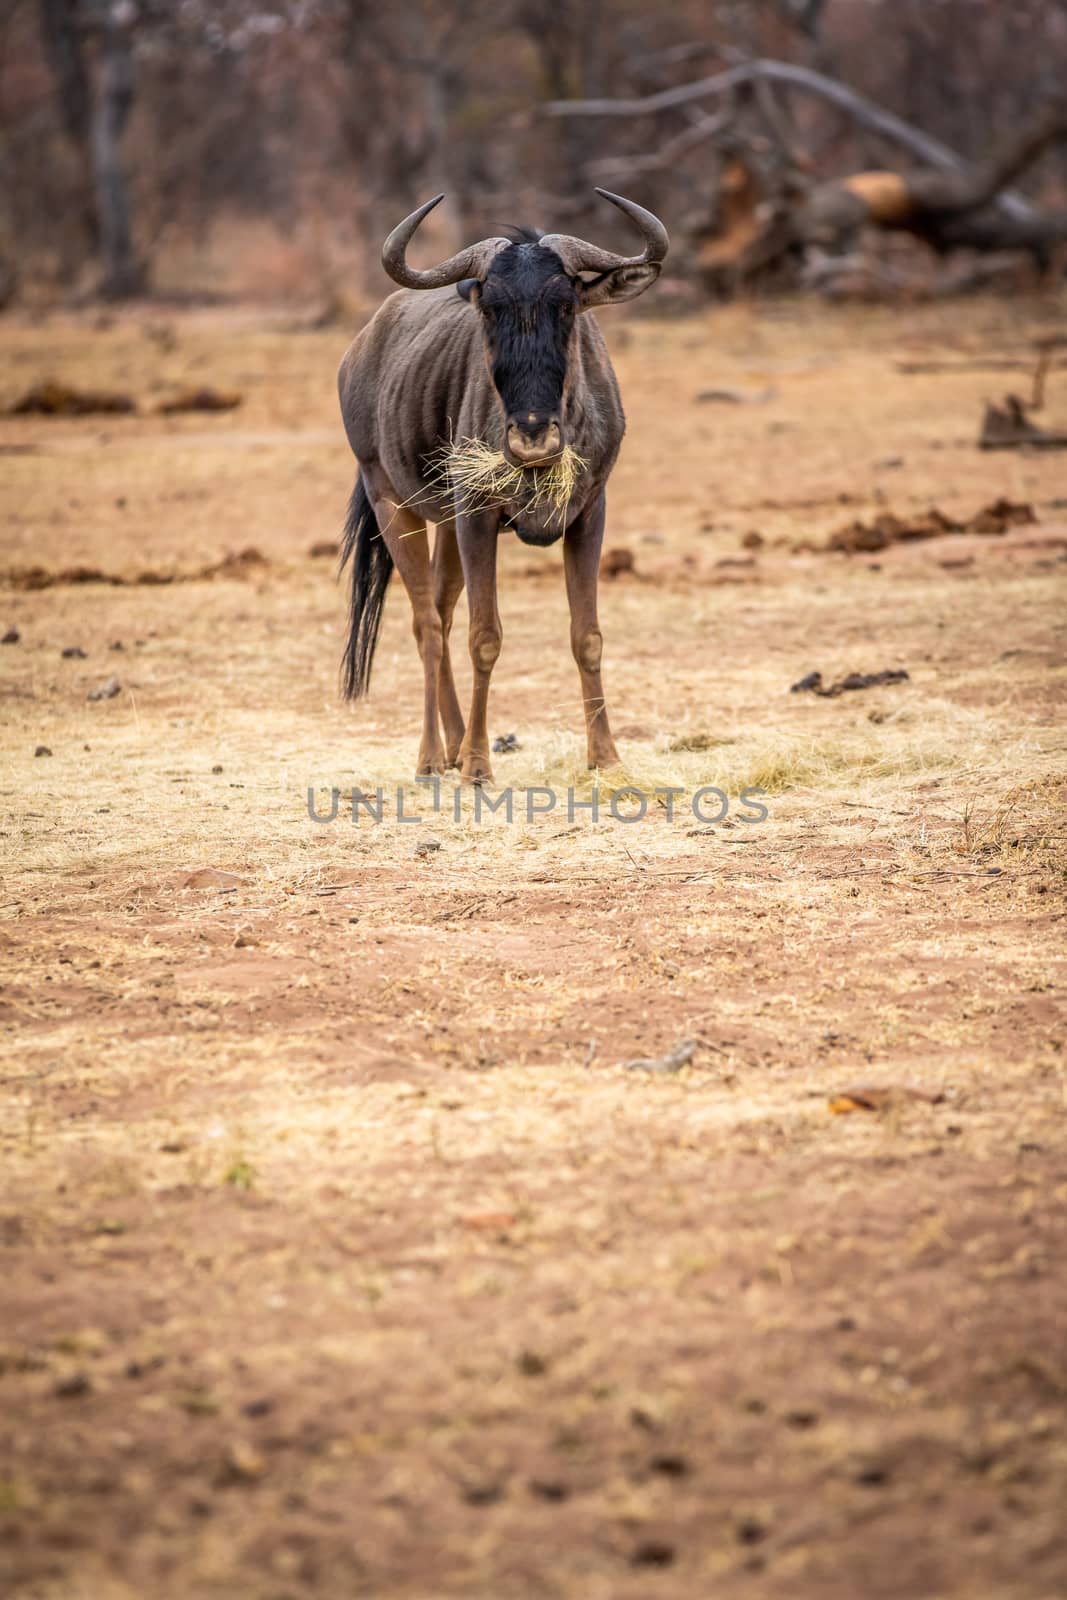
[459,754,494,787]
[416,750,447,778]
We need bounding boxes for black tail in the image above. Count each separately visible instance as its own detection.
[339,473,393,700]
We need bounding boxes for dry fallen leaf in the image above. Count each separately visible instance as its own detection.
[460,1211,518,1232]
[829,1084,945,1114]
[182,867,247,891]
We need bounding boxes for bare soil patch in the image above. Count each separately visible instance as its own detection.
[1,296,1065,1599]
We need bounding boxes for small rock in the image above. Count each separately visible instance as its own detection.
[109,640,125,651]
[631,1540,675,1568]
[2,626,20,644]
[87,675,121,701]
[218,1441,266,1483]
[414,838,441,858]
[741,529,764,550]
[62,646,87,659]
[34,745,53,758]
[695,384,775,405]
[211,764,223,774]
[462,1481,503,1506]
[528,1479,569,1501]
[784,1409,819,1430]
[308,540,339,559]
[54,1371,93,1398]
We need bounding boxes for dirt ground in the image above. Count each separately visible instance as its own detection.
[1,291,1066,1600]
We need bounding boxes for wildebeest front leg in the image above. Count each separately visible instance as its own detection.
[455,511,501,785]
[432,521,466,768]
[361,460,446,777]
[564,491,620,770]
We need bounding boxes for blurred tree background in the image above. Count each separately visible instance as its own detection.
[1,0,1065,305]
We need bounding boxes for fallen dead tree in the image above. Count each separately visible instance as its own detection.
[547,62,1067,293]
[800,104,1067,266]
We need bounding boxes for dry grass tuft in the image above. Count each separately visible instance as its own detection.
[428,437,586,527]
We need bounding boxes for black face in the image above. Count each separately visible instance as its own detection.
[460,237,579,466]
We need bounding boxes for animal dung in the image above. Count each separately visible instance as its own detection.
[7,381,136,417]
[5,381,242,418]
[600,547,636,579]
[156,386,243,415]
[791,668,909,697]
[429,438,586,528]
[825,499,1035,553]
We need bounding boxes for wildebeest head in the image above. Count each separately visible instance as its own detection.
[381,190,668,469]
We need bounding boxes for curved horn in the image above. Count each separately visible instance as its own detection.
[381,194,509,289]
[539,188,670,275]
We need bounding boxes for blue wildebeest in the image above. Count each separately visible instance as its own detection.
[337,189,668,784]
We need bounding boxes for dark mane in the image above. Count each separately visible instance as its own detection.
[498,224,544,245]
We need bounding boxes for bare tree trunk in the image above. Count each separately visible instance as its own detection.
[90,15,143,298]
[38,0,144,297]
[39,0,97,258]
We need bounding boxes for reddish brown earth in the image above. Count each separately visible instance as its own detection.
[1,297,1065,1598]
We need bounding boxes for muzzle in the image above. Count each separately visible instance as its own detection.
[505,413,563,468]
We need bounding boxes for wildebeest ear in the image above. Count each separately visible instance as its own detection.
[457,278,481,303]
[578,262,660,310]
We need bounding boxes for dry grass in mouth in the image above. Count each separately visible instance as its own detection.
[427,436,586,526]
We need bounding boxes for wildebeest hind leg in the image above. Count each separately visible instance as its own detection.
[564,491,620,770]
[361,461,446,777]
[432,521,466,767]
